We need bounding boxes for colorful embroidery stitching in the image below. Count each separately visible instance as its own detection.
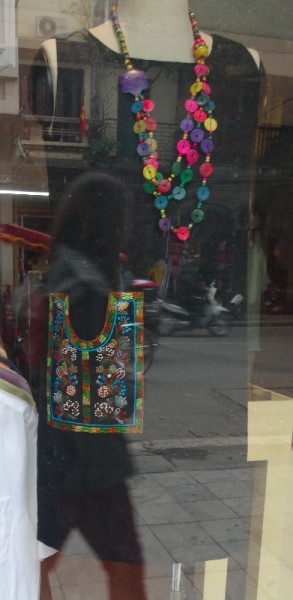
[47,292,144,433]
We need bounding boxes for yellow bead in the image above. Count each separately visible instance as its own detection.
[190,81,203,95]
[143,165,157,180]
[204,117,218,132]
[194,45,209,59]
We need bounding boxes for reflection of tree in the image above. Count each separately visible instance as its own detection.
[83,122,119,167]
[48,0,107,28]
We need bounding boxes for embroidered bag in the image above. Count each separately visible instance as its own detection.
[47,292,144,433]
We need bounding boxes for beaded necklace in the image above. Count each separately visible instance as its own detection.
[111,4,217,243]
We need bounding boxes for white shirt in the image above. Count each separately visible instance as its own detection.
[0,368,54,600]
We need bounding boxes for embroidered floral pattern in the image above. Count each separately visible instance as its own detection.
[47,292,144,434]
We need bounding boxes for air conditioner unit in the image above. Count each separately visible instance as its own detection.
[35,16,67,38]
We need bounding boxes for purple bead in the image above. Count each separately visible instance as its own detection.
[190,129,204,143]
[159,218,170,232]
[137,142,150,157]
[180,118,194,132]
[200,139,214,153]
[119,69,150,95]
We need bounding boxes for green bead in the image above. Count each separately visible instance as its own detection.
[191,208,205,223]
[171,161,181,176]
[143,181,156,194]
[180,168,194,183]
[155,172,164,182]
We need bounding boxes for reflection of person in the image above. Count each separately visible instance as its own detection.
[119,251,135,290]
[247,226,270,379]
[176,262,206,308]
[38,173,146,600]
[0,337,53,600]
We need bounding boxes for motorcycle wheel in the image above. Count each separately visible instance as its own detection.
[208,313,232,336]
[143,328,157,373]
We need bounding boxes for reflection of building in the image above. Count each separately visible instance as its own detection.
[0,2,292,299]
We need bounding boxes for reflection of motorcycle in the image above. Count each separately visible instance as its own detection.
[131,279,161,372]
[158,280,232,336]
[216,289,244,320]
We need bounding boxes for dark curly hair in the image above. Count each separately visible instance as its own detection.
[50,172,127,287]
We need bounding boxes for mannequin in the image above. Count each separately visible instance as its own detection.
[90,0,207,62]
[88,0,260,66]
[41,0,260,119]
[42,0,260,120]
[35,0,264,286]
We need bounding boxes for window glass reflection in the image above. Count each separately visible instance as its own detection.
[0,1,292,599]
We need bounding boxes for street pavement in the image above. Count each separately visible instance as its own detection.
[48,324,293,600]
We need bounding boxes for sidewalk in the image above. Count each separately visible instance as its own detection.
[236,313,293,328]
[48,436,267,600]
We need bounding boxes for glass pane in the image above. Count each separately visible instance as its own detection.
[0,1,292,599]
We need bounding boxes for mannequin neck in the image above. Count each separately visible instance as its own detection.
[117,0,191,33]
[90,0,212,63]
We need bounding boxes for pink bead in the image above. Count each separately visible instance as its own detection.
[186,149,199,166]
[194,64,209,77]
[177,140,190,155]
[145,158,159,169]
[176,227,191,242]
[143,99,155,112]
[185,99,198,113]
[157,179,172,194]
[199,163,213,178]
[194,109,207,123]
[203,83,211,94]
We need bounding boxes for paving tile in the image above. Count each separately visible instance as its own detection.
[130,486,174,506]
[217,539,253,566]
[133,455,172,473]
[136,501,194,525]
[149,522,223,565]
[174,542,229,581]
[137,525,174,566]
[132,508,146,526]
[151,471,197,487]
[233,466,265,482]
[181,499,239,521]
[62,581,108,600]
[53,554,107,586]
[221,495,266,517]
[48,569,61,588]
[188,469,239,484]
[162,483,216,503]
[174,543,229,568]
[202,479,253,499]
[200,517,251,543]
[224,568,273,600]
[220,538,282,575]
[143,563,174,579]
[126,474,158,488]
[145,572,196,600]
[51,589,66,600]
[61,530,95,556]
